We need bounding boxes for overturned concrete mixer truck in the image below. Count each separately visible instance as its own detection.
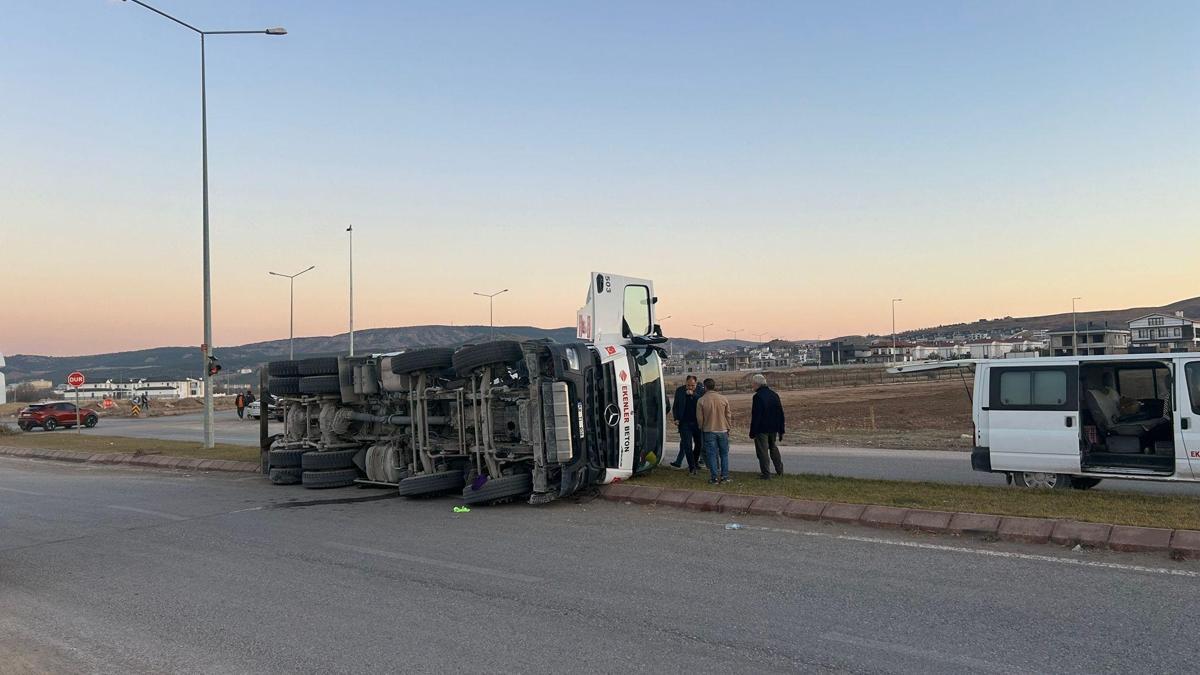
[260,273,669,505]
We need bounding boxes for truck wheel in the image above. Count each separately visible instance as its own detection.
[297,357,340,376]
[398,470,465,497]
[1070,477,1103,490]
[269,376,301,395]
[268,448,307,469]
[268,360,300,377]
[389,348,455,374]
[461,472,533,505]
[1012,472,1071,489]
[301,448,358,471]
[452,341,526,375]
[269,468,303,485]
[43,418,57,431]
[84,415,98,428]
[298,375,341,395]
[302,468,358,489]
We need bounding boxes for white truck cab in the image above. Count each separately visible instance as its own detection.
[896,353,1200,488]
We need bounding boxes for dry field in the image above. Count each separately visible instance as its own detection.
[670,379,973,450]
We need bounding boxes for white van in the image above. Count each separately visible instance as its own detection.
[895,353,1200,489]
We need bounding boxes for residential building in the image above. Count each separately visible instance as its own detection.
[54,377,206,400]
[1048,328,1131,357]
[1128,312,1200,353]
[0,352,6,405]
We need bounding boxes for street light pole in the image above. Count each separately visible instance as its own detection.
[269,266,315,360]
[728,328,744,342]
[754,331,768,344]
[122,0,286,449]
[891,298,903,362]
[1072,297,1082,356]
[473,289,509,340]
[347,225,355,356]
[693,322,713,373]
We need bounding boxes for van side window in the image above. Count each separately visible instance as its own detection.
[992,367,1072,410]
[1186,363,1200,415]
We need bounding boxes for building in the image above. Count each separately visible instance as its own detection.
[1127,312,1200,353]
[54,377,205,400]
[0,352,6,405]
[1048,327,1131,357]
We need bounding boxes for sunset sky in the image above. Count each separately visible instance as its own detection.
[2,1,1198,356]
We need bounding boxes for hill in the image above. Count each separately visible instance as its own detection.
[899,296,1200,340]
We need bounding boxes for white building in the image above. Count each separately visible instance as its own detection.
[54,377,205,400]
[1128,312,1200,353]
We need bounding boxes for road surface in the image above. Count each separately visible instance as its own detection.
[9,411,1197,494]
[1,456,1197,673]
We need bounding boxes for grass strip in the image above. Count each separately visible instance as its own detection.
[1,432,258,463]
[637,468,1200,531]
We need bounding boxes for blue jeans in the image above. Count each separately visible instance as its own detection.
[673,423,702,470]
[703,431,730,481]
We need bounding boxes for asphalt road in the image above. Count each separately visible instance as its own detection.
[2,457,1198,674]
[9,410,1198,494]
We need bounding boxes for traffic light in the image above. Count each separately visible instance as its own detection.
[207,356,222,377]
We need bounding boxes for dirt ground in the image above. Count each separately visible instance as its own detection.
[671,379,974,450]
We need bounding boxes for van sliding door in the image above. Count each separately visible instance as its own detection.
[1178,360,1200,479]
[987,365,1081,474]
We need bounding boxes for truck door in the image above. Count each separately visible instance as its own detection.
[576,272,657,345]
[1177,359,1200,478]
[986,365,1081,474]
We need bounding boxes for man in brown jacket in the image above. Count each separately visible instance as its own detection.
[695,378,733,484]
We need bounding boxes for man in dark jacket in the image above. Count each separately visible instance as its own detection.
[670,375,705,473]
[749,374,785,479]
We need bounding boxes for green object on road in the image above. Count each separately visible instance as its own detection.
[453,506,471,513]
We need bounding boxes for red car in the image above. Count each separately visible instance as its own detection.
[17,402,99,431]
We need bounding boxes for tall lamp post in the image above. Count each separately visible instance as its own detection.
[891,298,903,362]
[474,289,509,340]
[122,0,286,449]
[347,225,355,356]
[693,322,713,373]
[269,266,315,360]
[1072,297,1082,356]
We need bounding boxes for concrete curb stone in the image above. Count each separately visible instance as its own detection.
[859,505,909,529]
[782,499,828,521]
[654,489,692,509]
[947,513,1001,536]
[627,486,662,505]
[716,494,755,514]
[997,516,1056,544]
[684,491,722,512]
[747,495,791,516]
[601,483,634,502]
[902,509,954,534]
[821,502,867,524]
[1050,521,1112,548]
[1169,530,1200,560]
[1108,525,1173,553]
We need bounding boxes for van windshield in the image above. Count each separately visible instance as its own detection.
[631,349,664,473]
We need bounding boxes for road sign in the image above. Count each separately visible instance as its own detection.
[67,371,85,434]
[67,371,86,388]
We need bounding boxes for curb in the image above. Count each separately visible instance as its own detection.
[600,483,1200,560]
[0,445,259,474]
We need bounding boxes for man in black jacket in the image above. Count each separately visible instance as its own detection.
[749,374,785,479]
[670,375,705,473]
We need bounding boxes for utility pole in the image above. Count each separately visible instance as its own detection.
[1072,297,1082,356]
[347,225,355,356]
[474,289,509,340]
[122,0,287,449]
[693,322,713,373]
[753,331,768,344]
[727,328,744,342]
[891,298,903,362]
[268,266,315,360]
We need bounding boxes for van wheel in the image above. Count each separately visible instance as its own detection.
[1070,477,1102,490]
[1012,472,1070,489]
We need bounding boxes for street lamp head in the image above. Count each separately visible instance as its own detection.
[265,27,288,35]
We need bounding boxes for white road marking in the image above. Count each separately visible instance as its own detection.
[0,486,47,496]
[105,505,188,521]
[327,542,543,583]
[663,517,1200,578]
[821,632,1019,673]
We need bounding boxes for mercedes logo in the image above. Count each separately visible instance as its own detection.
[604,404,620,427]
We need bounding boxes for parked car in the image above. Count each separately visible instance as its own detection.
[17,402,99,431]
[246,396,284,422]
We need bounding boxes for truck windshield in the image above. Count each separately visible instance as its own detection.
[631,349,664,473]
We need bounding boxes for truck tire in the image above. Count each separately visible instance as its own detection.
[389,348,455,374]
[1012,472,1071,489]
[268,360,299,377]
[269,468,303,485]
[302,468,358,489]
[452,341,526,374]
[297,357,340,377]
[461,472,533,505]
[398,470,465,497]
[301,448,358,471]
[269,376,301,395]
[299,375,341,395]
[268,448,306,469]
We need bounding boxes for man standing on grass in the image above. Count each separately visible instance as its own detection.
[670,375,705,474]
[749,373,785,479]
[695,378,733,485]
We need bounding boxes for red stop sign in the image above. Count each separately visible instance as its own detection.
[67,371,86,388]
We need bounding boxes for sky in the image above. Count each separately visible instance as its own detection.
[2,1,1198,356]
